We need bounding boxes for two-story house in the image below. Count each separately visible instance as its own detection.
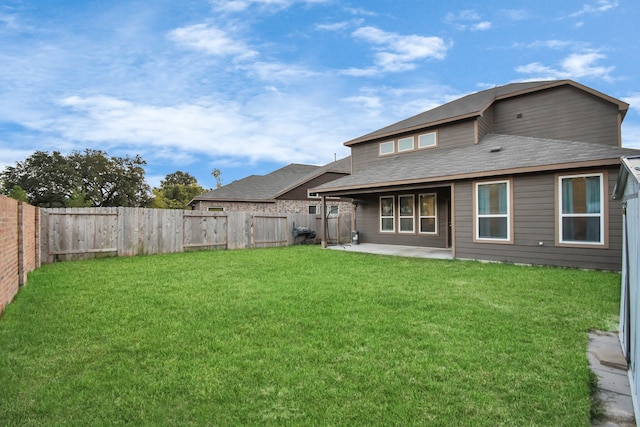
[312,80,640,270]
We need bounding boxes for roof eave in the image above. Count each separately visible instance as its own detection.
[313,158,622,196]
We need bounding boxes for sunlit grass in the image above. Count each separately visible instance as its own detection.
[0,246,620,426]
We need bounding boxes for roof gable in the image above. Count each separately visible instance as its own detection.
[192,157,351,203]
[344,80,629,146]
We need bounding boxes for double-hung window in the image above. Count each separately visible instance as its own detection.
[398,195,414,233]
[419,193,437,234]
[380,196,395,232]
[558,173,604,245]
[475,180,512,242]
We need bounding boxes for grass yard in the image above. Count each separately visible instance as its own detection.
[0,246,620,426]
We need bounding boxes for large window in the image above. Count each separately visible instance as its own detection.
[380,196,395,232]
[398,195,415,233]
[419,193,437,234]
[558,173,604,245]
[475,180,511,242]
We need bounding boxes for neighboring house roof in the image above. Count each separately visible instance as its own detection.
[191,156,351,203]
[345,80,630,146]
[314,134,640,195]
[613,155,640,200]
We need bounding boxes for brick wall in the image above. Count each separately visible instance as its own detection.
[193,199,354,215]
[0,195,40,314]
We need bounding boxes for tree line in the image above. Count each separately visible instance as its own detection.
[0,149,221,209]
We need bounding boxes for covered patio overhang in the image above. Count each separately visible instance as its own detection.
[314,180,454,252]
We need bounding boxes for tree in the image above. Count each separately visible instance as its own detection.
[6,185,28,202]
[0,150,150,207]
[67,149,150,207]
[211,168,223,188]
[151,171,206,210]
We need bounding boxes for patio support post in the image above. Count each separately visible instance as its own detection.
[321,195,327,248]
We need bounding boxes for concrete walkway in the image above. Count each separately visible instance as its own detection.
[326,243,453,260]
[589,331,636,427]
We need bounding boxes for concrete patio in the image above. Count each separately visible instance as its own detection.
[326,243,453,260]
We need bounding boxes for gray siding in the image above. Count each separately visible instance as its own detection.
[493,86,620,146]
[453,168,623,270]
[353,188,450,248]
[351,143,378,173]
[350,120,476,174]
[437,120,475,148]
[277,172,349,200]
[477,108,493,141]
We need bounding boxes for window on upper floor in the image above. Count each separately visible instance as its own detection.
[207,207,224,212]
[557,173,605,246]
[379,131,437,156]
[398,136,414,152]
[418,132,437,149]
[379,141,395,156]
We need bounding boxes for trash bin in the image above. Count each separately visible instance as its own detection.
[351,230,359,245]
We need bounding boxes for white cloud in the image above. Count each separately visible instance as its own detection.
[167,24,257,60]
[0,146,36,171]
[622,123,640,149]
[472,21,491,31]
[347,26,450,75]
[623,94,640,114]
[209,0,328,13]
[445,9,491,31]
[0,13,20,31]
[341,95,382,110]
[517,40,576,49]
[316,22,350,31]
[516,51,615,82]
[51,91,356,167]
[344,7,377,17]
[242,61,320,82]
[500,9,530,21]
[570,0,618,17]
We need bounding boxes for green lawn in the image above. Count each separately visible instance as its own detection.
[0,246,620,426]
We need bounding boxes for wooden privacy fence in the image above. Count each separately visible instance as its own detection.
[42,207,351,262]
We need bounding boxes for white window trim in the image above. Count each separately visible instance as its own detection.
[418,132,437,149]
[398,136,415,153]
[474,179,512,243]
[379,196,395,233]
[557,172,605,246]
[418,193,438,234]
[398,194,415,233]
[379,141,395,156]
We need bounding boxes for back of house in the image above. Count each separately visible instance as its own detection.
[313,80,640,270]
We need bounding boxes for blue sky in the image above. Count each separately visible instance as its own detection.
[1,0,639,189]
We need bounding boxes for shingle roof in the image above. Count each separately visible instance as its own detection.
[313,134,640,194]
[613,155,640,200]
[344,80,629,146]
[192,156,351,202]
